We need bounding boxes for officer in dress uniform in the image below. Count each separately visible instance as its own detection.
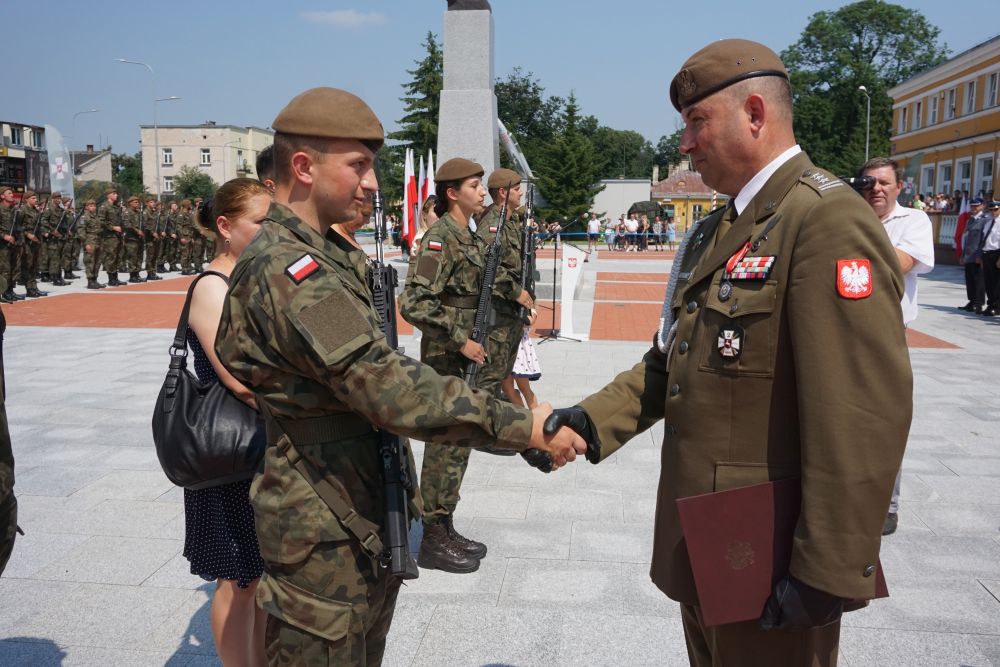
[399,158,500,574]
[215,87,585,666]
[543,39,911,667]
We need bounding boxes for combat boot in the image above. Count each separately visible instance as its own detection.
[418,522,480,573]
[86,279,102,290]
[106,274,121,286]
[26,287,48,298]
[39,272,51,283]
[146,272,163,281]
[51,275,68,286]
[443,514,487,558]
[129,272,146,284]
[0,291,14,304]
[64,270,79,280]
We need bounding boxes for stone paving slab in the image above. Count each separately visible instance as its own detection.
[1,260,998,665]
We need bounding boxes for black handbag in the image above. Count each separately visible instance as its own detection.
[152,271,265,490]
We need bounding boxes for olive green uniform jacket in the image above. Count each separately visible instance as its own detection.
[578,152,912,605]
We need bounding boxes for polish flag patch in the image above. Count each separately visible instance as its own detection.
[286,254,320,284]
[837,259,872,299]
[426,240,443,251]
[489,226,499,233]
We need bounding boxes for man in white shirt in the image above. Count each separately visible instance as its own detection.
[978,201,1000,316]
[586,212,601,257]
[860,157,935,536]
[624,213,639,251]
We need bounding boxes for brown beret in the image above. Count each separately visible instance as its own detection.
[436,158,484,183]
[487,168,521,190]
[24,191,37,199]
[180,199,192,207]
[127,195,140,203]
[85,199,97,205]
[52,191,62,198]
[106,186,118,195]
[670,39,788,111]
[1,187,12,196]
[273,87,384,151]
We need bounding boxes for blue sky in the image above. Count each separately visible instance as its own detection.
[9,0,998,155]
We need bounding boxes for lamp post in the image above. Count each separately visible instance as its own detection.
[858,85,871,163]
[70,108,99,177]
[117,58,165,200]
[154,96,181,195]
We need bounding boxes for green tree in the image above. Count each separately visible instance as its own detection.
[173,165,217,200]
[654,128,685,172]
[584,126,655,179]
[388,31,443,158]
[111,152,144,197]
[495,67,565,170]
[73,180,114,205]
[782,0,948,175]
[534,94,604,225]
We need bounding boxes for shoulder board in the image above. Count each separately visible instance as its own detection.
[286,253,321,284]
[799,169,846,195]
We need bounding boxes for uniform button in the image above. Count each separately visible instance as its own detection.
[666,424,677,436]
[669,384,681,396]
[686,301,698,313]
[863,564,876,577]
[729,304,738,315]
[678,341,689,354]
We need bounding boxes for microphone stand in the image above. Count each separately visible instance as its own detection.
[537,233,582,344]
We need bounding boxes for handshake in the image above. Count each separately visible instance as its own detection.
[522,405,601,473]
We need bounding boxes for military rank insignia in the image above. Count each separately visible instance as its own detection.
[286,254,320,284]
[426,240,443,251]
[837,259,872,299]
[723,256,776,281]
[717,324,744,360]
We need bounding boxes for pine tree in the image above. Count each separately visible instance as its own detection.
[387,32,443,157]
[534,94,604,226]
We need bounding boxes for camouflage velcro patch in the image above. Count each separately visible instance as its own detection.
[416,254,440,282]
[298,291,371,362]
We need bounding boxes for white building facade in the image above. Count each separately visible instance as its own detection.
[139,123,273,198]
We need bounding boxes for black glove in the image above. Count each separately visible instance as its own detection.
[759,575,844,631]
[521,407,601,473]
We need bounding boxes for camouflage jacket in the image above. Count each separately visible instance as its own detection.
[142,207,160,234]
[216,202,532,565]
[476,205,525,310]
[41,202,65,235]
[175,210,194,238]
[82,212,101,241]
[21,207,40,241]
[122,208,143,237]
[97,201,119,235]
[0,204,12,237]
[398,212,484,354]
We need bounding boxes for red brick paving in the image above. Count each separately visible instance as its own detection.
[4,292,188,329]
[905,328,959,349]
[595,282,667,302]
[597,272,669,283]
[590,303,660,341]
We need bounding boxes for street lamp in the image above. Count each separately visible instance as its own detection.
[117,58,166,200]
[858,85,871,163]
[70,108,99,177]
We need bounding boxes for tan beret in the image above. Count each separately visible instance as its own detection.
[1,187,12,196]
[52,191,62,198]
[24,191,37,199]
[180,199,192,207]
[85,199,97,205]
[436,158,484,183]
[127,195,140,203]
[273,87,384,150]
[670,38,788,111]
[487,168,521,190]
[106,186,118,195]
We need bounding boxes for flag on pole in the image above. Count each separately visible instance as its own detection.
[403,148,419,248]
[426,149,435,202]
[45,125,75,204]
[417,155,426,214]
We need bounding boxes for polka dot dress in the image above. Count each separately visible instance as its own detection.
[182,326,264,588]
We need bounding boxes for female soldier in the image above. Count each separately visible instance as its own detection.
[399,158,489,575]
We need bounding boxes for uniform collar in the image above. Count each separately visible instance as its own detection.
[266,202,357,271]
[733,145,802,216]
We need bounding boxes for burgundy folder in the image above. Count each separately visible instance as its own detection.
[676,477,888,627]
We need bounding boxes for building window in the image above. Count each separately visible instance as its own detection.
[30,131,42,149]
[929,96,938,125]
[162,148,173,165]
[163,176,174,193]
[989,73,999,108]
[899,107,908,134]
[921,165,935,197]
[977,156,994,197]
[966,80,977,114]
[914,101,921,130]
[945,89,956,120]
[957,159,971,193]
[9,127,22,146]
[938,163,952,195]
[200,148,211,165]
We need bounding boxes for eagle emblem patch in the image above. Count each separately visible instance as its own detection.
[837,259,872,299]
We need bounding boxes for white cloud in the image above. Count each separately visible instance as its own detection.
[301,10,386,28]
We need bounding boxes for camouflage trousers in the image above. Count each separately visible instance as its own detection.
[19,241,40,290]
[179,237,195,271]
[84,237,102,281]
[145,237,162,273]
[100,235,122,275]
[260,540,401,666]
[123,236,145,274]
[476,308,522,399]
[0,243,12,294]
[44,237,65,276]
[419,343,472,524]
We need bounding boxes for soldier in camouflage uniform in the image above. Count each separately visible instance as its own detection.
[142,196,163,281]
[474,169,534,404]
[19,192,48,298]
[398,158,499,574]
[0,305,19,576]
[42,194,72,285]
[177,199,196,274]
[82,200,105,289]
[97,189,124,286]
[121,195,147,283]
[0,188,18,301]
[66,200,84,279]
[216,87,585,667]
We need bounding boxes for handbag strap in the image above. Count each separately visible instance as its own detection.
[170,270,231,353]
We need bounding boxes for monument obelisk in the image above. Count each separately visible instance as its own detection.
[436,0,500,175]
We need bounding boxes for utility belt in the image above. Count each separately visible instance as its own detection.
[439,294,479,309]
[263,407,388,568]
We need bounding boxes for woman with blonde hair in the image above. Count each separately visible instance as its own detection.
[185,177,270,666]
[412,194,438,255]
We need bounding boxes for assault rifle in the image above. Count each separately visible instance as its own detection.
[53,202,70,236]
[153,210,163,236]
[368,190,419,581]
[518,181,538,324]
[66,209,85,237]
[462,181,514,386]
[5,201,25,243]
[29,198,51,239]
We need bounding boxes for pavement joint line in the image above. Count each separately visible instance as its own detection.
[977,580,1000,606]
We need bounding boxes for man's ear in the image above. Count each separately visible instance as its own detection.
[746,93,767,135]
[290,151,315,186]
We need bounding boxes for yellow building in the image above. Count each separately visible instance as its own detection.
[889,34,1000,201]
[651,160,729,232]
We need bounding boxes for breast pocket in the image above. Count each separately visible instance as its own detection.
[698,279,778,378]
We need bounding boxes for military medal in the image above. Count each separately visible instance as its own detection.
[718,280,733,302]
[717,324,744,360]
